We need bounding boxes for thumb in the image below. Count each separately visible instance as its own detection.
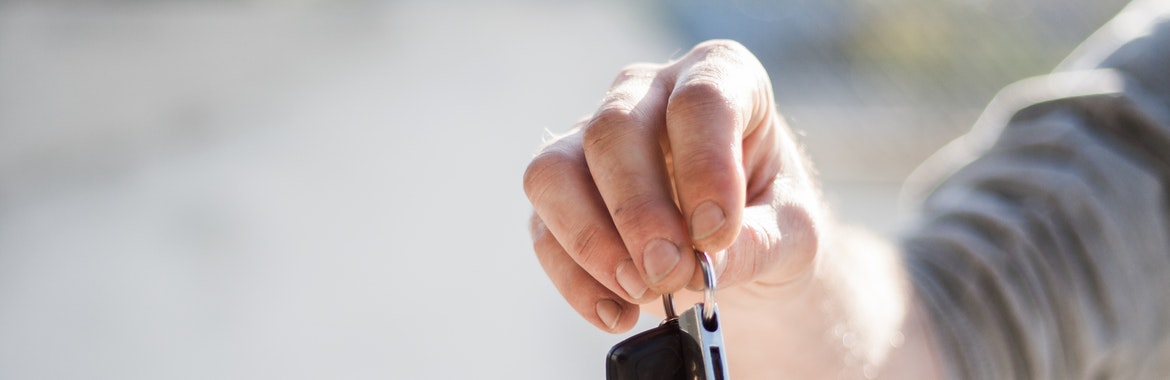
[704,196,822,290]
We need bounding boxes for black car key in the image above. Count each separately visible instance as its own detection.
[605,251,730,380]
[604,306,687,380]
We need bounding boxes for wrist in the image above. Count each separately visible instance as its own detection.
[718,225,937,379]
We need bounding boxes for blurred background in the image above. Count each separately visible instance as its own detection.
[0,0,1129,378]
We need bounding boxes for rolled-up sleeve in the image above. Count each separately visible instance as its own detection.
[901,2,1170,378]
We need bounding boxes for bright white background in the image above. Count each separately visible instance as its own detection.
[0,2,678,379]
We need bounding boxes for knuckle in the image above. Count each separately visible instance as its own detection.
[582,107,636,152]
[523,145,580,202]
[591,104,637,126]
[672,40,769,128]
[668,78,734,120]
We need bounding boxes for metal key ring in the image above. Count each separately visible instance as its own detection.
[660,250,718,324]
[695,250,717,323]
[661,293,677,321]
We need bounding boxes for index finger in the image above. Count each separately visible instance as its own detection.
[664,40,776,252]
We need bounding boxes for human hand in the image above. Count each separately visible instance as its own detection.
[523,40,825,333]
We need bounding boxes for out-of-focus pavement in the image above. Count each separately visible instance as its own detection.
[0,1,1112,378]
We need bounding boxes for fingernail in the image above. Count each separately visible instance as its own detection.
[643,239,681,284]
[691,201,725,241]
[616,260,647,299]
[596,299,622,330]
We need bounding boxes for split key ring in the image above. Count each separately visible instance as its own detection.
[661,249,717,325]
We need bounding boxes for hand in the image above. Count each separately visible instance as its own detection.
[523,40,824,332]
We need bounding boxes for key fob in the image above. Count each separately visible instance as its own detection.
[605,318,687,380]
[604,250,731,380]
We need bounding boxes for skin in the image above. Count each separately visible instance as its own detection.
[524,40,943,379]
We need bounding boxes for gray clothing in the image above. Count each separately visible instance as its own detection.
[903,1,1170,378]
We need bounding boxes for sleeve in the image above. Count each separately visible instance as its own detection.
[900,2,1170,379]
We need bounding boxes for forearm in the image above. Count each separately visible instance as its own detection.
[718,226,943,379]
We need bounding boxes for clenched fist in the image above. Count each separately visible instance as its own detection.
[523,40,822,332]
